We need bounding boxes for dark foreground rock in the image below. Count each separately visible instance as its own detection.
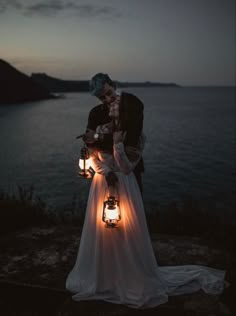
[0,223,235,315]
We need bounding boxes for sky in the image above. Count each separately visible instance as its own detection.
[0,0,235,86]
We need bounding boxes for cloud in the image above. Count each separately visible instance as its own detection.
[24,0,65,16]
[0,0,22,13]
[25,2,122,19]
[0,0,122,19]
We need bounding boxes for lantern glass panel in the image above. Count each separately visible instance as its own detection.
[104,205,120,220]
[79,158,91,170]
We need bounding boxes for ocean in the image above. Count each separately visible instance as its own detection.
[0,87,235,215]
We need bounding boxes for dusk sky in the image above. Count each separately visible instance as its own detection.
[0,0,235,85]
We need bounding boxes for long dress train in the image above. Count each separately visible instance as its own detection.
[65,142,226,309]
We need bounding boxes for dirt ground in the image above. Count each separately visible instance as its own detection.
[0,223,235,315]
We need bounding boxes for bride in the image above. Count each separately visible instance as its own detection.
[65,99,227,309]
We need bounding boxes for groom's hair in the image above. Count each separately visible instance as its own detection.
[89,73,116,97]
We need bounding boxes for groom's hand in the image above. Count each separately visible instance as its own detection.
[105,171,118,187]
[83,129,96,144]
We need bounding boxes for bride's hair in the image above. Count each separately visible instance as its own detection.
[112,104,145,162]
[118,94,143,148]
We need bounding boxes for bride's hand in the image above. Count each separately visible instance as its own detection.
[113,131,127,144]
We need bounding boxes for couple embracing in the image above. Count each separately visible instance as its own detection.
[65,73,227,309]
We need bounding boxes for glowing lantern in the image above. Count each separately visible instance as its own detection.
[102,196,121,228]
[78,145,93,178]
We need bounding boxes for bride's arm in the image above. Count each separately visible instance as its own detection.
[89,150,111,176]
[113,142,142,175]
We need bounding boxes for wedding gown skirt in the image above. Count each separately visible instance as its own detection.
[65,146,226,309]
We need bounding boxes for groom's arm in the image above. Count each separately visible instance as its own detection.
[83,107,113,150]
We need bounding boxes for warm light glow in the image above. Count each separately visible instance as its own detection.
[104,205,120,220]
[103,196,121,227]
[79,158,91,170]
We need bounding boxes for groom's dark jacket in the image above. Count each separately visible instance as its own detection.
[86,92,144,174]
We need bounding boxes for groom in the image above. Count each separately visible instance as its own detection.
[83,73,144,194]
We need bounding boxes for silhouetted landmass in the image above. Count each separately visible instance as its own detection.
[31,73,90,92]
[0,59,56,104]
[117,81,180,88]
[0,58,180,104]
[31,73,180,93]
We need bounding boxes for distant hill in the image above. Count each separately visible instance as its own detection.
[31,73,89,92]
[0,58,180,105]
[31,73,180,93]
[0,59,55,104]
[117,81,180,88]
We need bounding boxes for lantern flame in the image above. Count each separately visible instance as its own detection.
[79,158,91,170]
[104,206,119,220]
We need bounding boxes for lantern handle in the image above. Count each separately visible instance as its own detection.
[76,134,88,149]
[105,180,120,201]
[76,134,85,140]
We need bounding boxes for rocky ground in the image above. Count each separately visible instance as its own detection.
[0,223,235,316]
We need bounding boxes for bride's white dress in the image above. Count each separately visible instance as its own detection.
[65,141,226,309]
